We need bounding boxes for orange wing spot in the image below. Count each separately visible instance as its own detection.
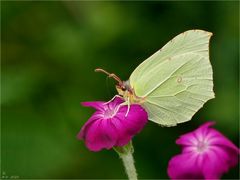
[177,76,182,83]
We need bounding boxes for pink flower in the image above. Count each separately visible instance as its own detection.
[77,97,148,152]
[168,122,239,179]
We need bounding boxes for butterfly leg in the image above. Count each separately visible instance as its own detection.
[111,97,130,117]
[125,97,130,117]
[112,101,127,116]
[103,95,123,105]
[114,97,130,117]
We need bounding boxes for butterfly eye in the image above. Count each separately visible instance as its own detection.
[121,86,126,91]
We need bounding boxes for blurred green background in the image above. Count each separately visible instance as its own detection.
[1,1,239,179]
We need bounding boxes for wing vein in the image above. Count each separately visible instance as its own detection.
[146,100,189,120]
[143,53,202,97]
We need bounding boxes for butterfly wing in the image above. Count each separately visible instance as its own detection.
[129,30,214,126]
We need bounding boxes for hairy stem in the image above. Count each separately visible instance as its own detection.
[114,141,138,180]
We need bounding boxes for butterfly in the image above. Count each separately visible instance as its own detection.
[96,30,214,126]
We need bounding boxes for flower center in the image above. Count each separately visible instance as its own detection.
[104,108,116,119]
[196,141,208,153]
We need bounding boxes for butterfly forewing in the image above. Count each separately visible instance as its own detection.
[129,30,214,126]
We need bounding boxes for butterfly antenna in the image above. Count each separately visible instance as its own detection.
[95,68,123,85]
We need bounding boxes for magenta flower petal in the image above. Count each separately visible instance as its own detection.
[78,112,102,139]
[168,153,204,179]
[84,120,118,151]
[81,101,105,111]
[78,97,148,151]
[112,104,148,146]
[168,121,239,179]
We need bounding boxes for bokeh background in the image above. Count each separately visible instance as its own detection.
[1,1,239,179]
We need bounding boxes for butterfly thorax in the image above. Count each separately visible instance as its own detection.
[116,80,145,104]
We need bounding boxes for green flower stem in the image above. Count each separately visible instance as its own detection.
[114,141,138,180]
[119,150,137,180]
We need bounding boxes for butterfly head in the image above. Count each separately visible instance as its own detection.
[116,80,133,96]
[95,68,139,102]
